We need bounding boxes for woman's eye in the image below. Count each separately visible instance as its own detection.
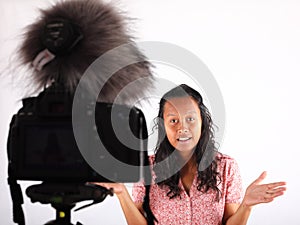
[170,119,178,123]
[187,117,195,122]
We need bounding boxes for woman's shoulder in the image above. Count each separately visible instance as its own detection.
[215,152,239,168]
[216,152,236,161]
[215,152,241,181]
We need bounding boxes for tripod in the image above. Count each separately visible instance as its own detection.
[45,203,77,225]
[26,182,113,225]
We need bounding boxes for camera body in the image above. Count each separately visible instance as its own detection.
[7,83,147,183]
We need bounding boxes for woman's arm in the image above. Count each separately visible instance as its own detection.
[93,183,147,225]
[223,203,251,225]
[224,171,286,225]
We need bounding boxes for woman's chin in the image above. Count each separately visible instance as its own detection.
[174,144,196,158]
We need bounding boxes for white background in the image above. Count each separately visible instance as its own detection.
[1,0,300,224]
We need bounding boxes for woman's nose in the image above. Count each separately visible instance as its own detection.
[178,128,188,134]
[178,121,189,133]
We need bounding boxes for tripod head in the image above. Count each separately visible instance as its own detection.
[26,183,113,225]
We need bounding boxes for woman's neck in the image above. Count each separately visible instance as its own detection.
[176,148,195,162]
[179,154,197,195]
[180,154,197,175]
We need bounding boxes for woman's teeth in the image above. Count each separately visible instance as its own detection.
[178,137,191,141]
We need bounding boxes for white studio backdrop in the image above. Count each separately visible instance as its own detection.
[1,0,300,224]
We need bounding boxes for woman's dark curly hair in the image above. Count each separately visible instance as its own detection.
[153,84,221,200]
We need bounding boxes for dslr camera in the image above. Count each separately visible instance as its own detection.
[7,82,147,183]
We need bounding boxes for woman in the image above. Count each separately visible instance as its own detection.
[96,84,286,225]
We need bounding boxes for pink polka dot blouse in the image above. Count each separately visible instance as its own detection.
[132,153,243,225]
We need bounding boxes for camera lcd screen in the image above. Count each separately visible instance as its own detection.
[23,123,85,170]
[15,121,98,181]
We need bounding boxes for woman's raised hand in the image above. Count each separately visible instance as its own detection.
[242,171,286,207]
[92,182,126,196]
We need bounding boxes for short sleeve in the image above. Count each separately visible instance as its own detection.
[224,157,243,204]
[132,180,146,204]
[132,155,155,204]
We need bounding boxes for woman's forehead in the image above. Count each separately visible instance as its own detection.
[163,96,200,114]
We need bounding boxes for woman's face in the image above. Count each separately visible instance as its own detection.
[163,96,202,156]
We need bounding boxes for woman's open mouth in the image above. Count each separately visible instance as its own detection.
[177,137,192,142]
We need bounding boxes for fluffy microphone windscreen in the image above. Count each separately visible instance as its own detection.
[18,0,153,104]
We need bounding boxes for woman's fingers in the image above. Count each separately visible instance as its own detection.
[92,182,109,188]
[266,181,287,190]
[90,182,125,194]
[261,183,287,203]
[264,182,287,197]
[265,186,286,198]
